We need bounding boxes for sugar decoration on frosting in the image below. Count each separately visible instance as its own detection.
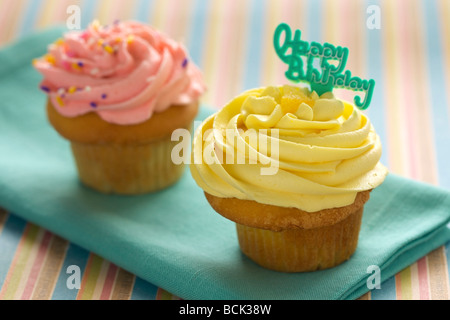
[55,95,65,107]
[273,23,375,110]
[39,85,50,93]
[43,54,56,65]
[71,62,83,71]
[68,86,77,94]
[34,20,122,110]
[33,19,206,123]
[103,44,116,54]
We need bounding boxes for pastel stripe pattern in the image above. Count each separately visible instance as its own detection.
[0,0,449,300]
[0,212,163,300]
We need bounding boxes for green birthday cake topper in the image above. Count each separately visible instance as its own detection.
[273,23,375,110]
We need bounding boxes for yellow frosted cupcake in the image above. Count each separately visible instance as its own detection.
[190,85,388,272]
[34,20,206,194]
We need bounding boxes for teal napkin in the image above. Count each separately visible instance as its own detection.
[1,28,450,300]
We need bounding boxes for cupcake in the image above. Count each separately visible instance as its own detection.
[190,85,388,272]
[34,20,206,194]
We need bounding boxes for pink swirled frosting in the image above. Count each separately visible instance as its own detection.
[34,20,206,125]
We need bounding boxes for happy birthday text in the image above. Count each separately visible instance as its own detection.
[273,23,375,110]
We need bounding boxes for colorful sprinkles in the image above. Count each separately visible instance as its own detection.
[54,38,65,46]
[97,38,118,54]
[40,85,50,93]
[71,62,83,71]
[39,84,106,109]
[44,54,56,65]
[55,95,64,107]
[34,21,131,111]
[104,44,115,54]
[182,58,189,68]
[68,86,77,94]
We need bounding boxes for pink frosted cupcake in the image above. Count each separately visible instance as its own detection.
[34,20,206,194]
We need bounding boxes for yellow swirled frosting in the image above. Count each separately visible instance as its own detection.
[190,85,388,212]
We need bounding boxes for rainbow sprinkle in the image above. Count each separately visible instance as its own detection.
[56,95,64,107]
[71,62,83,71]
[54,38,65,46]
[68,86,77,94]
[126,35,134,44]
[104,45,115,54]
[98,38,117,54]
[101,94,107,99]
[44,54,56,65]
[40,85,50,93]
[182,58,189,68]
[90,102,98,108]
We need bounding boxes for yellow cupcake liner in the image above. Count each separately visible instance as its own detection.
[70,135,185,194]
[235,207,364,272]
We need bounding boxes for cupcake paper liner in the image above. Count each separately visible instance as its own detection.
[70,135,185,194]
[236,207,364,272]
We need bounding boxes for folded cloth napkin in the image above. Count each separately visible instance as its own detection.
[1,28,450,300]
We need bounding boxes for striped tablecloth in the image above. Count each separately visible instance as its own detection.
[0,0,449,300]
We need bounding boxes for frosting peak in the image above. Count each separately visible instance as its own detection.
[34,20,206,125]
[190,85,388,212]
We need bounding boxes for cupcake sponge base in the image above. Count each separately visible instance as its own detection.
[236,207,363,272]
[47,100,199,195]
[71,136,184,194]
[205,192,370,272]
